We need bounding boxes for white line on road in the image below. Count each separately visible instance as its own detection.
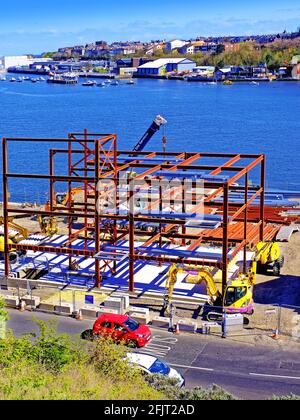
[170,363,214,372]
[250,373,300,381]
[147,343,172,350]
[140,350,168,358]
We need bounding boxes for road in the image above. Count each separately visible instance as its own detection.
[6,309,300,400]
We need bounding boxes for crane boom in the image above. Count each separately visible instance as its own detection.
[132,115,167,152]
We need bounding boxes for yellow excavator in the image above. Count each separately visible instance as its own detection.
[254,241,284,276]
[37,215,58,236]
[163,263,256,321]
[55,187,85,208]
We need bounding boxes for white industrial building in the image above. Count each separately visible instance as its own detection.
[137,58,196,76]
[0,55,35,70]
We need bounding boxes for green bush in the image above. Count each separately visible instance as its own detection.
[272,394,300,401]
[0,297,9,321]
[145,375,236,400]
[0,321,163,400]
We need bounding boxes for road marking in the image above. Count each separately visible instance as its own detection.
[170,363,214,372]
[152,336,178,344]
[147,343,172,350]
[250,372,300,381]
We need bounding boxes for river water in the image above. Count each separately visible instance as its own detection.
[0,77,299,202]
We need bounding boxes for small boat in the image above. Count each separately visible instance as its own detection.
[17,77,23,83]
[97,82,106,87]
[82,80,97,86]
[223,80,233,85]
[10,77,17,82]
[39,77,46,81]
[127,80,135,85]
[111,81,119,86]
[0,76,6,81]
[251,81,259,86]
[47,72,78,85]
[104,80,111,84]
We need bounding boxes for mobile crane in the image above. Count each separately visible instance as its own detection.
[162,263,256,321]
[131,115,167,153]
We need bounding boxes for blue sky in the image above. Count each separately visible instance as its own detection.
[1,0,300,55]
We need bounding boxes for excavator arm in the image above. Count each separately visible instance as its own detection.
[0,216,29,242]
[163,264,222,310]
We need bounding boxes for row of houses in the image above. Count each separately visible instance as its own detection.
[51,27,300,61]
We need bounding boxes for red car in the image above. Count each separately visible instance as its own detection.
[81,313,152,348]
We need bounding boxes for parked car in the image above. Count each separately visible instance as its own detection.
[81,313,152,348]
[127,352,185,388]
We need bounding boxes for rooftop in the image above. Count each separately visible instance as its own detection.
[138,58,194,69]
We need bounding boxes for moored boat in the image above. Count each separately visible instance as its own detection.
[82,80,97,86]
[47,73,78,84]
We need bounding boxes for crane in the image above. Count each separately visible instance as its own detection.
[132,115,167,153]
[162,263,256,321]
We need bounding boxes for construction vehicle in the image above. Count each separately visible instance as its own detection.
[0,217,29,264]
[54,187,84,208]
[254,241,284,276]
[163,263,256,321]
[37,215,58,236]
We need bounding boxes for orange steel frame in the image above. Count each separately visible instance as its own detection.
[2,131,266,294]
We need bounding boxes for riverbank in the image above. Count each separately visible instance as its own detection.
[4,69,300,83]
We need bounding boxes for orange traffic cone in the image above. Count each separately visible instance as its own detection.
[175,323,180,335]
[19,300,26,312]
[76,309,83,321]
[272,329,280,340]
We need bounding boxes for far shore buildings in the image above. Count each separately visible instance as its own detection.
[165,39,188,52]
[137,58,196,75]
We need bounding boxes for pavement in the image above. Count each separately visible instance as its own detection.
[6,309,300,400]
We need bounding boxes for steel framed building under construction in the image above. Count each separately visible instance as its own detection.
[2,131,279,295]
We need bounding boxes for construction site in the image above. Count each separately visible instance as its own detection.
[1,116,300,336]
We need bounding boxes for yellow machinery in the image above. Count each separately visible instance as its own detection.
[163,263,256,320]
[55,187,84,207]
[37,215,58,236]
[254,241,284,276]
[0,217,29,264]
[0,217,29,243]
